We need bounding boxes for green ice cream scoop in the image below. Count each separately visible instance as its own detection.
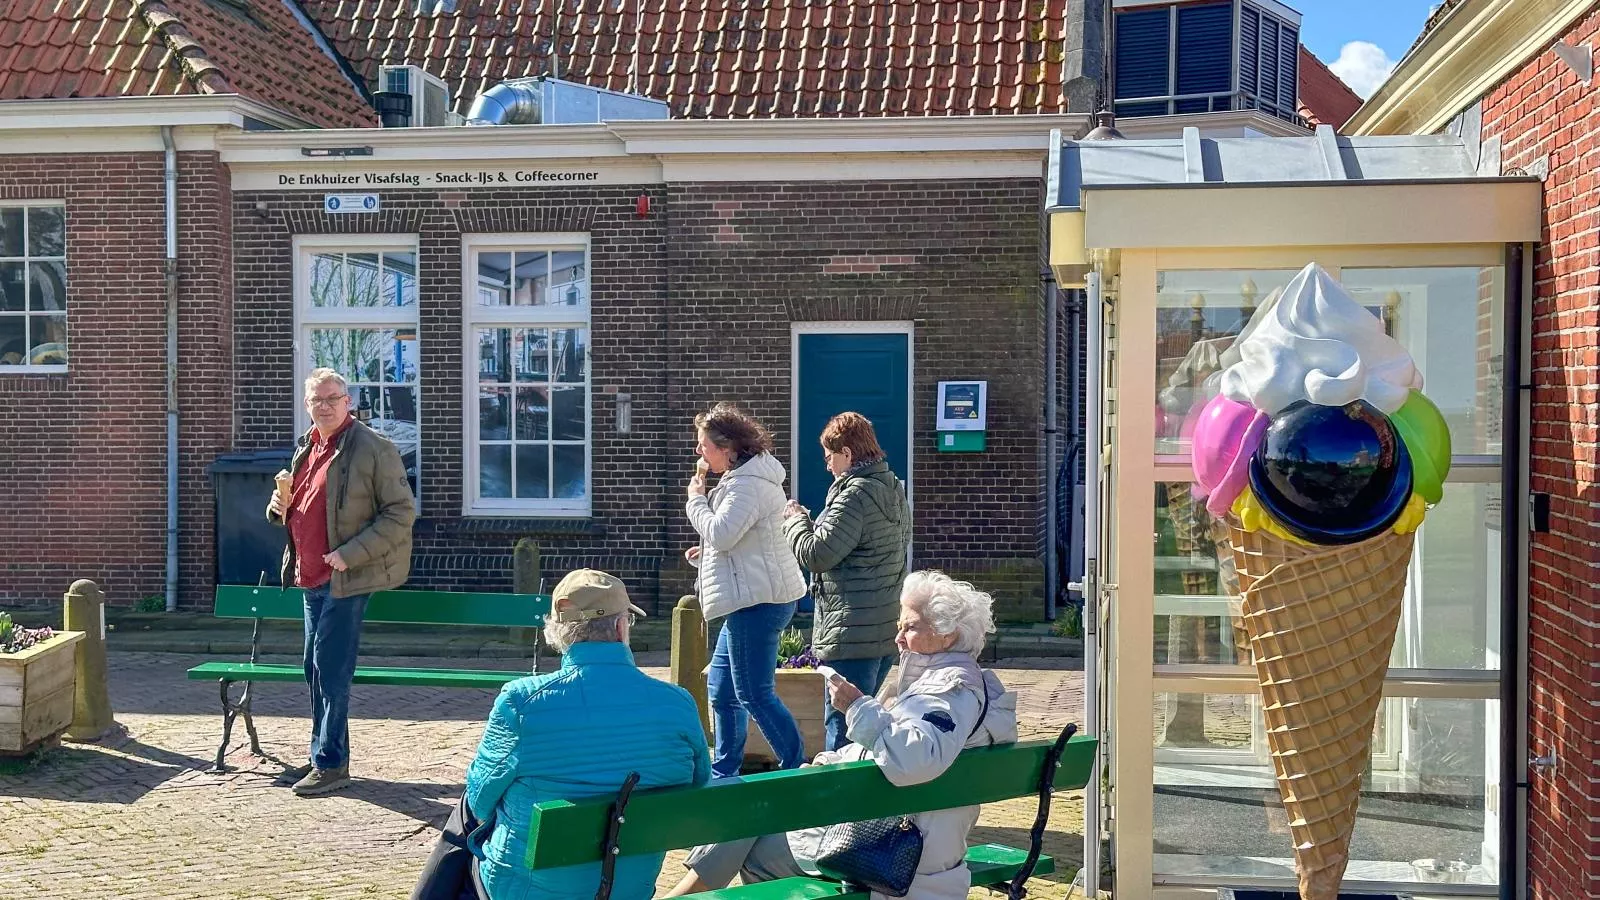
[1390,390,1452,504]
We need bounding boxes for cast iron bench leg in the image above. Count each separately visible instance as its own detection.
[210,679,263,773]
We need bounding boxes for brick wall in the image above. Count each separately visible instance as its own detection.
[1479,12,1600,897]
[0,152,231,609]
[231,178,1048,615]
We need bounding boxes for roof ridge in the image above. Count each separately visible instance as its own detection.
[133,0,235,95]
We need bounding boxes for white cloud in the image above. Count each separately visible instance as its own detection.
[1327,41,1398,99]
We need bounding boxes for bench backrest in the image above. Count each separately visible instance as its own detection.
[213,584,550,628]
[523,735,1098,869]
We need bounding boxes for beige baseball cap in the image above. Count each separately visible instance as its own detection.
[550,569,647,623]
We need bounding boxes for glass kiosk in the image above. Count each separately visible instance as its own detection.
[1047,125,1542,898]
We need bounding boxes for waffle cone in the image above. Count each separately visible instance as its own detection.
[1228,525,1415,900]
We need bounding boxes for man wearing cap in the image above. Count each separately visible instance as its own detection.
[461,570,710,899]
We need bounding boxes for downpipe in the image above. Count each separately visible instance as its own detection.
[162,126,179,612]
[1069,270,1105,897]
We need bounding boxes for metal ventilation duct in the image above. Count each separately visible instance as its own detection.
[466,80,543,126]
[465,77,669,126]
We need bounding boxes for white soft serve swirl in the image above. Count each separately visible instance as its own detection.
[1220,262,1421,416]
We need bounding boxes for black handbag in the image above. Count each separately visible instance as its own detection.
[813,682,992,897]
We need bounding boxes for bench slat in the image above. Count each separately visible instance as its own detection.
[526,736,1097,869]
[186,661,530,690]
[679,845,1055,899]
[212,585,550,628]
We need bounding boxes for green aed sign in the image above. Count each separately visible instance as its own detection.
[936,381,987,453]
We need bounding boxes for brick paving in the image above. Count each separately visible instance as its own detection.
[0,652,1086,899]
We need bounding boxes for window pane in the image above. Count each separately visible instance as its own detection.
[515,443,550,498]
[382,252,418,307]
[477,252,512,306]
[1154,270,1302,458]
[29,261,65,311]
[1154,693,1497,888]
[310,253,344,307]
[480,444,511,498]
[515,329,549,381]
[309,329,346,371]
[477,328,509,382]
[383,330,418,383]
[348,253,381,307]
[551,251,587,306]
[28,207,64,257]
[553,328,586,383]
[515,386,549,441]
[30,314,66,365]
[0,262,23,311]
[383,386,418,427]
[1155,480,1503,670]
[513,252,549,306]
[551,386,584,441]
[0,316,24,364]
[1340,268,1505,456]
[553,444,586,498]
[479,386,509,440]
[0,209,21,256]
[348,329,390,383]
[353,384,381,420]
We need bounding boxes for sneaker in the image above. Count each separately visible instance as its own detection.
[291,765,350,797]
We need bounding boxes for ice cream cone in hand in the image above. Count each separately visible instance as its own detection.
[274,469,293,506]
[1189,262,1452,900]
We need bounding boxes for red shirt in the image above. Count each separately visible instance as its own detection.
[287,416,355,589]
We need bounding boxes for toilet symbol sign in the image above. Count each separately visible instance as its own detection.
[324,193,380,214]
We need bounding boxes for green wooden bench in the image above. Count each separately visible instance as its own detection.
[187,584,550,772]
[520,732,1097,899]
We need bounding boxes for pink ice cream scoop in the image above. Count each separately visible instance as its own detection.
[1191,394,1269,517]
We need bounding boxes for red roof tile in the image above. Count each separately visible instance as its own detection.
[0,0,375,128]
[1296,44,1362,131]
[297,0,1072,119]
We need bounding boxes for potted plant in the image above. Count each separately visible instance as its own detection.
[0,612,85,757]
[743,628,827,765]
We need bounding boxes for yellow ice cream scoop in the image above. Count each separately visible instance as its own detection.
[1233,486,1428,544]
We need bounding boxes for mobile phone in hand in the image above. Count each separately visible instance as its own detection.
[815,665,841,683]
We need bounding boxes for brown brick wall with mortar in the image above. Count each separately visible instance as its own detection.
[0,152,232,609]
[1479,11,1600,897]
[232,178,1048,616]
[661,179,1047,618]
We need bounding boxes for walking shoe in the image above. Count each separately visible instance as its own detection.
[291,765,350,796]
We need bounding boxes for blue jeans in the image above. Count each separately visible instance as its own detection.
[708,600,804,778]
[302,585,368,770]
[822,654,897,751]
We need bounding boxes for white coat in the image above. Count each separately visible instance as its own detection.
[786,651,1021,900]
[686,452,809,621]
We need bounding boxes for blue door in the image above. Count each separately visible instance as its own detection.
[794,331,911,518]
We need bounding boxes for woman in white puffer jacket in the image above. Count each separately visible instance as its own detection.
[666,571,1018,900]
[687,402,810,777]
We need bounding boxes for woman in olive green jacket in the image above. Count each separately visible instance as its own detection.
[783,411,912,750]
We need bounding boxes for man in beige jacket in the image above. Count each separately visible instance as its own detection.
[267,367,415,796]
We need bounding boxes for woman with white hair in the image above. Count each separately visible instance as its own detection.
[664,570,1018,900]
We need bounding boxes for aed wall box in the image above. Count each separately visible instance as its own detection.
[936,380,987,452]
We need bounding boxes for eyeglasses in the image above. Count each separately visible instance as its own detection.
[306,394,348,409]
[625,612,639,627]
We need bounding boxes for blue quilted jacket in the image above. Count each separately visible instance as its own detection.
[464,641,711,899]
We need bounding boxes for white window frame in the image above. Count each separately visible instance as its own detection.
[460,232,593,517]
[291,233,423,507]
[0,200,68,374]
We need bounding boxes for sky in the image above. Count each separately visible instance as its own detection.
[1290,0,1445,99]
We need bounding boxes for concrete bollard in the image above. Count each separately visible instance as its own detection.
[669,595,710,736]
[63,579,114,741]
[511,538,542,648]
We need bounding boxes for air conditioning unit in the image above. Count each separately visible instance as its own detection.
[376,64,453,127]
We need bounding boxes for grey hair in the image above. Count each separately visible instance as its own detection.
[900,570,995,656]
[543,612,626,654]
[304,367,348,397]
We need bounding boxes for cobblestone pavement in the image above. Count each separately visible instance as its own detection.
[0,652,1086,900]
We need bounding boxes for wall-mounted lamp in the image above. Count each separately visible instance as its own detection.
[1050,208,1089,288]
[1240,276,1259,310]
[615,392,632,435]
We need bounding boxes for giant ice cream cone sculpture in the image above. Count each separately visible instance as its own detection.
[1188,263,1453,899]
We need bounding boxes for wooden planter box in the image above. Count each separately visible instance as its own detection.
[0,631,84,756]
[744,668,826,766]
